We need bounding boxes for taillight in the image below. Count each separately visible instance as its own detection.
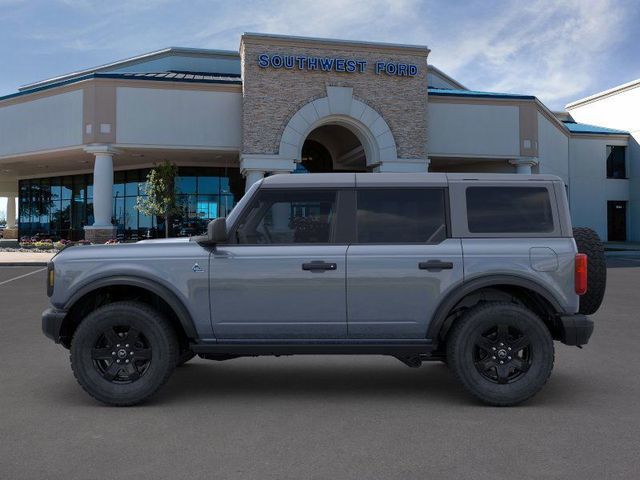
[575,253,587,295]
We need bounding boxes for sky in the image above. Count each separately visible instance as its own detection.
[1,0,639,217]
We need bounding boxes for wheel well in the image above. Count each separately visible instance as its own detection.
[59,285,190,349]
[436,285,561,347]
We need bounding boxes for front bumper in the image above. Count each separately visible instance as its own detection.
[42,307,67,344]
[558,314,594,346]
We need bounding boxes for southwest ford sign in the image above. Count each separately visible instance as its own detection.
[258,53,418,77]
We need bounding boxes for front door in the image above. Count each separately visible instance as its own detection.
[608,201,627,241]
[210,188,348,339]
[346,188,463,338]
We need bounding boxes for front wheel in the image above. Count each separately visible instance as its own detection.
[447,302,554,406]
[70,301,178,406]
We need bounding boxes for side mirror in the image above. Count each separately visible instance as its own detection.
[208,217,228,244]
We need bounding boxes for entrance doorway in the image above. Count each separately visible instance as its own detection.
[299,124,367,173]
[607,201,627,241]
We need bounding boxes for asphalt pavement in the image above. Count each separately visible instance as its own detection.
[1,260,640,480]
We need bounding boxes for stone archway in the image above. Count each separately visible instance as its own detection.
[278,86,398,169]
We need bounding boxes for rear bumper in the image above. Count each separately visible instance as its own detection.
[42,307,67,344]
[558,314,594,346]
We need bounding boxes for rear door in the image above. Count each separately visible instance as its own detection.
[346,187,463,338]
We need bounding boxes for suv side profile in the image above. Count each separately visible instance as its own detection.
[42,173,604,406]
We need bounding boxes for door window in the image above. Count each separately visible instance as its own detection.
[235,190,338,244]
[356,188,447,243]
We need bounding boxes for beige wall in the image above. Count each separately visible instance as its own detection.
[240,35,429,159]
[0,90,83,157]
[116,87,243,149]
[537,112,569,182]
[427,102,520,157]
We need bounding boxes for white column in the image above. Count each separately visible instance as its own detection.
[83,145,119,242]
[509,158,539,174]
[244,170,265,192]
[89,150,115,226]
[6,195,16,229]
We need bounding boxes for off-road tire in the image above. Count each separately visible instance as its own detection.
[70,301,178,406]
[573,227,606,315]
[447,302,554,406]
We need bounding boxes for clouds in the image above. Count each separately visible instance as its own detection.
[0,0,638,109]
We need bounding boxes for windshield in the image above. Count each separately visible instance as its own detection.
[224,180,261,228]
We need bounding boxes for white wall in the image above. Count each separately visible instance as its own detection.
[569,86,640,241]
[427,102,520,157]
[537,112,569,183]
[0,90,83,157]
[116,87,242,148]
[568,137,629,240]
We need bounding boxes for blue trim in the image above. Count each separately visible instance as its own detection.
[428,87,535,100]
[562,121,628,135]
[0,72,242,102]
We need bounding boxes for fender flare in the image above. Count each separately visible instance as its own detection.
[64,275,198,339]
[426,274,564,343]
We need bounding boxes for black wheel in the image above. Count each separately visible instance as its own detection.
[573,227,607,315]
[176,350,196,366]
[447,302,554,406]
[70,301,178,406]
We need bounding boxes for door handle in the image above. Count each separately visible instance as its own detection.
[302,261,337,272]
[419,260,454,271]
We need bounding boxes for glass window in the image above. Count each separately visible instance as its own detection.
[61,178,73,200]
[113,171,125,198]
[176,176,196,194]
[607,146,626,179]
[198,176,219,195]
[466,187,554,233]
[356,189,447,243]
[125,171,140,196]
[236,190,337,244]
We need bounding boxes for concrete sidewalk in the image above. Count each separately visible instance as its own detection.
[0,251,55,266]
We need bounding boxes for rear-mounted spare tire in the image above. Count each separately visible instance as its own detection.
[573,227,606,315]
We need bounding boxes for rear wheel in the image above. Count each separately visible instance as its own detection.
[70,301,178,406]
[447,302,554,406]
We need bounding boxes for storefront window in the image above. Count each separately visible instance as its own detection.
[18,167,243,241]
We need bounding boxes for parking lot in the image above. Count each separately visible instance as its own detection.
[1,260,640,480]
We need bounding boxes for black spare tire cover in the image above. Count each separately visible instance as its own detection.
[572,227,606,315]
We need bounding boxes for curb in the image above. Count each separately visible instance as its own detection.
[0,262,48,267]
[605,251,640,258]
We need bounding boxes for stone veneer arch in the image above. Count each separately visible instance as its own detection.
[278,86,398,167]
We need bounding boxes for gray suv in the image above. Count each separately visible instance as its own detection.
[42,173,605,406]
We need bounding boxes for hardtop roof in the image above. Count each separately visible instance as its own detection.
[260,172,563,188]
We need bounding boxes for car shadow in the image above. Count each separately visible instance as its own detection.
[45,357,593,408]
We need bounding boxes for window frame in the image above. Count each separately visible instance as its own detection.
[227,187,349,246]
[351,187,450,245]
[448,181,562,238]
[606,145,627,180]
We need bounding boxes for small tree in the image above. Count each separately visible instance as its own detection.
[136,161,181,238]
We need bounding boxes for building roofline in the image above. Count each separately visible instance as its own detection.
[240,32,430,55]
[1,72,241,103]
[565,78,640,109]
[19,46,240,92]
[427,65,467,90]
[428,87,535,100]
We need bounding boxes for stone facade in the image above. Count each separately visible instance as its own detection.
[240,34,429,160]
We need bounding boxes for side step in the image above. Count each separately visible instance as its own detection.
[191,340,435,357]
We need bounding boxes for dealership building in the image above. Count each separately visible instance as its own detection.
[0,33,635,242]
